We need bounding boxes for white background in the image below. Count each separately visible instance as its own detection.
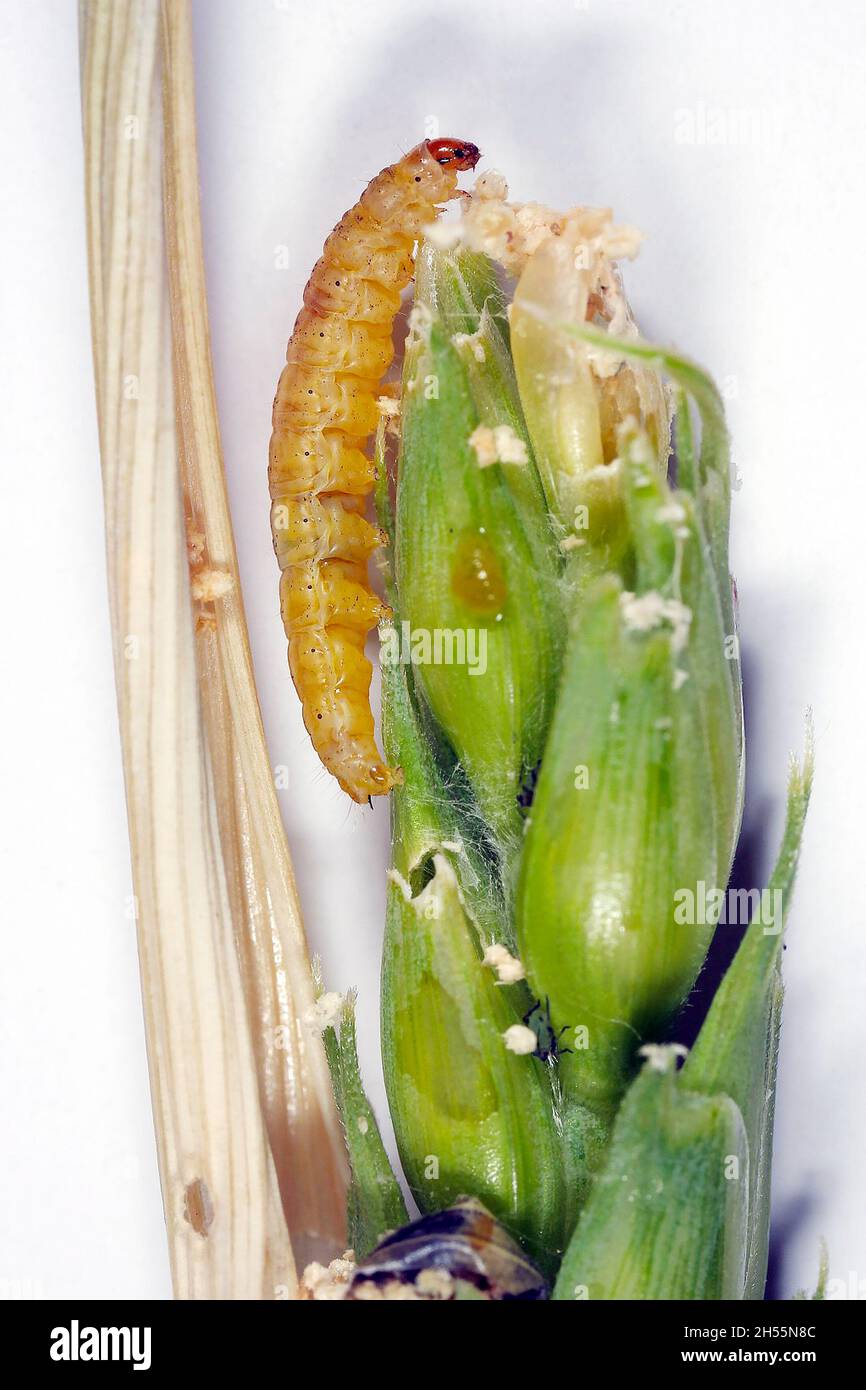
[1,0,864,1300]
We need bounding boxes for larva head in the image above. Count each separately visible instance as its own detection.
[426,138,481,171]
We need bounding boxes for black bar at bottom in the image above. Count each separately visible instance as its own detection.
[0,1296,853,1373]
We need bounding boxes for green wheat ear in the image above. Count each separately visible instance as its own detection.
[395,245,563,863]
[368,233,811,1299]
[554,738,812,1300]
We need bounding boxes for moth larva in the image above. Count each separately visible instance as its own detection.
[269,138,481,802]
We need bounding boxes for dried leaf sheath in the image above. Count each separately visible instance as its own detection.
[160,0,348,1265]
[80,0,346,1295]
[80,0,292,1298]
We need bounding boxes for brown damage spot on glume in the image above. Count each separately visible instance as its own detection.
[183,1178,214,1237]
[451,532,507,613]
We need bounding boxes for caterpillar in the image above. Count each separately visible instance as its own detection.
[269,138,481,803]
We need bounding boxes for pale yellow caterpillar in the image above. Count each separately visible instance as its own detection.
[269,138,481,803]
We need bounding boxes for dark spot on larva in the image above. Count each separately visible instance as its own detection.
[317,713,323,720]
[183,1178,214,1237]
[415,176,421,182]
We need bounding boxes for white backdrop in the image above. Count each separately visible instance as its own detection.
[1,0,864,1300]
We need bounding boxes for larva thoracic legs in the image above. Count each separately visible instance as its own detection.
[269,138,481,803]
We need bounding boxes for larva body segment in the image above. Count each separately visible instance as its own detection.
[269,138,481,802]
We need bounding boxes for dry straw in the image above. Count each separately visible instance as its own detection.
[79,0,346,1297]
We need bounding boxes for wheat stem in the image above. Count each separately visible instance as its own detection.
[79,0,346,1297]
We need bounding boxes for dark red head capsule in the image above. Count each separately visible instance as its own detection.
[427,138,482,171]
